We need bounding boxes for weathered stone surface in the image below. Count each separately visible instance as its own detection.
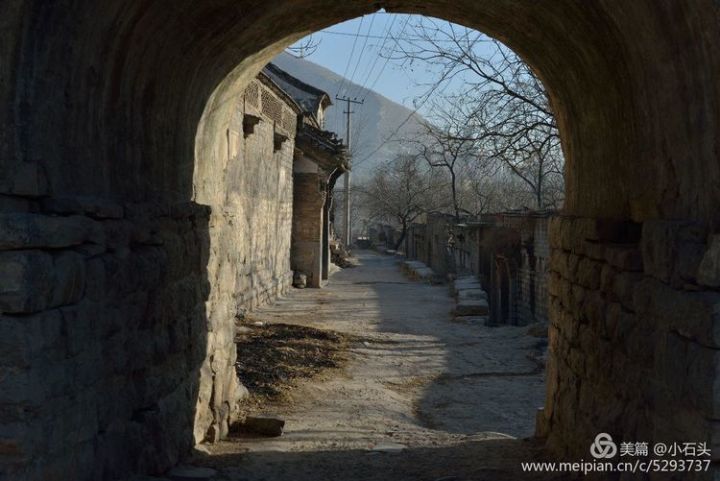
[41,196,124,219]
[0,309,64,367]
[0,162,47,197]
[603,245,643,272]
[641,220,707,286]
[167,465,218,480]
[453,276,482,295]
[698,234,720,288]
[452,315,489,324]
[50,252,86,307]
[0,213,104,249]
[0,250,54,313]
[455,299,489,317]
[241,415,285,437]
[575,258,601,289]
[457,288,487,301]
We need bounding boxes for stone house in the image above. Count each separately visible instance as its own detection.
[260,63,349,288]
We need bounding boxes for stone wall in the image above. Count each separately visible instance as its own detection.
[0,200,211,480]
[0,77,297,480]
[541,216,720,469]
[193,77,296,445]
[406,212,552,326]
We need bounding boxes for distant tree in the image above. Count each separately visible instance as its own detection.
[356,154,442,250]
[408,102,477,221]
[390,18,564,210]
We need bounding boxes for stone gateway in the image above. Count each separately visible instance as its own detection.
[1,1,719,480]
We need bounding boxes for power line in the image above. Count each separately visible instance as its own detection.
[348,14,397,100]
[351,15,412,151]
[335,16,365,135]
[336,17,365,95]
[347,16,396,143]
[346,14,377,88]
[353,72,452,169]
[368,16,411,92]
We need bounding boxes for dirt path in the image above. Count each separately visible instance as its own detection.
[199,251,569,481]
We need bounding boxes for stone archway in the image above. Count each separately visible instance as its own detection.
[1,1,720,479]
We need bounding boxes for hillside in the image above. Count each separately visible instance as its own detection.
[271,52,426,179]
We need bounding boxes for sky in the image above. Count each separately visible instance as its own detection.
[287,12,498,117]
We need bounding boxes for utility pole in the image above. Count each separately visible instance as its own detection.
[335,94,363,247]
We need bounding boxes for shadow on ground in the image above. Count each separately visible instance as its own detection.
[202,437,577,481]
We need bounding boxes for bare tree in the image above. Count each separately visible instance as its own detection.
[389,18,564,210]
[356,154,442,250]
[406,102,478,221]
[286,35,321,58]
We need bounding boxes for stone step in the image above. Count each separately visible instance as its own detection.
[452,315,489,324]
[455,298,489,316]
[457,288,487,301]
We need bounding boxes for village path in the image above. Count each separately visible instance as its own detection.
[198,250,570,481]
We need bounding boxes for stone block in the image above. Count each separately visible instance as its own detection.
[0,309,64,367]
[576,257,601,289]
[599,263,617,294]
[698,234,720,288]
[51,251,86,307]
[457,288,487,301]
[633,277,720,347]
[41,195,124,219]
[547,216,563,248]
[240,415,285,437]
[0,162,48,197]
[0,213,104,250]
[604,245,643,271]
[412,266,434,281]
[641,220,707,286]
[0,250,54,313]
[453,276,482,294]
[612,272,642,309]
[455,298,489,316]
[452,315,488,324]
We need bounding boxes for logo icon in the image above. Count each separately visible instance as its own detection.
[590,433,618,459]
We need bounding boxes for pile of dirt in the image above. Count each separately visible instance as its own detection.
[235,322,348,404]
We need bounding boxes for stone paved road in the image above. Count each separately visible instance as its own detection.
[196,251,573,481]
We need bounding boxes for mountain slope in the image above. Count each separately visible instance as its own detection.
[271,52,426,179]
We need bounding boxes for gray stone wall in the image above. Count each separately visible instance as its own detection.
[0,78,297,480]
[0,201,211,480]
[541,216,720,469]
[192,78,295,445]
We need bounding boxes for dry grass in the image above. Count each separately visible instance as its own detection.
[235,322,349,412]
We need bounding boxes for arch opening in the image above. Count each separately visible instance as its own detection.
[1,2,719,480]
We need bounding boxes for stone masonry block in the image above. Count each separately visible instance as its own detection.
[698,234,720,288]
[0,309,64,367]
[576,257,601,289]
[604,245,643,271]
[641,220,707,286]
[455,299,489,316]
[0,213,104,250]
[0,162,48,197]
[41,195,124,219]
[0,250,54,313]
[51,251,86,307]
